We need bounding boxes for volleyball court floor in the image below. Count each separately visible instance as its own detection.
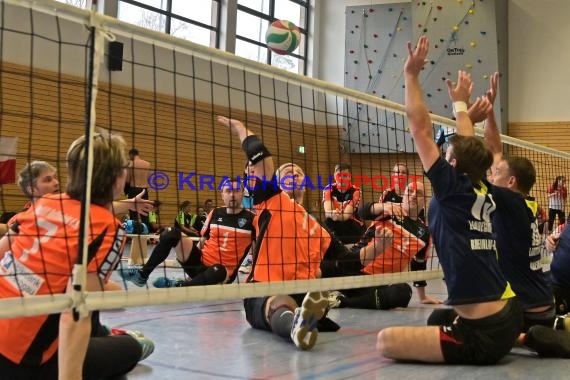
[103,244,570,379]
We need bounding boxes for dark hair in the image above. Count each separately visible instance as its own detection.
[66,132,127,206]
[179,200,191,210]
[448,135,493,184]
[504,156,536,195]
[153,200,162,207]
[335,163,352,172]
[552,176,566,191]
[129,148,139,156]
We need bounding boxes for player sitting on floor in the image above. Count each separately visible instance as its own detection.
[0,132,153,379]
[218,115,346,351]
[120,178,255,287]
[326,181,436,309]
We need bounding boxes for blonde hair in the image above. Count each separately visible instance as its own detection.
[275,163,304,183]
[66,131,127,206]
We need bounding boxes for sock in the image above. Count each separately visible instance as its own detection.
[270,306,294,340]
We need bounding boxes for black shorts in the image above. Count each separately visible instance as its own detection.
[243,297,271,331]
[320,237,362,278]
[179,244,207,278]
[243,294,305,331]
[0,353,57,380]
[325,218,366,244]
[439,298,522,364]
[522,304,556,332]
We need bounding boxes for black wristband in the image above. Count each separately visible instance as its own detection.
[242,135,272,165]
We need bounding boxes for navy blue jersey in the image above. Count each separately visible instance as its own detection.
[426,157,514,305]
[551,224,570,288]
[491,188,552,309]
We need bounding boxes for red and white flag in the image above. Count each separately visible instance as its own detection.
[0,137,18,185]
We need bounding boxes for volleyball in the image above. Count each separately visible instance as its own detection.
[265,20,301,55]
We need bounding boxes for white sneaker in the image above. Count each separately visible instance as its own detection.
[328,291,347,309]
[290,291,329,350]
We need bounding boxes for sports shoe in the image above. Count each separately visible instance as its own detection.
[525,325,570,358]
[328,291,347,309]
[554,314,570,331]
[290,291,329,350]
[118,268,147,287]
[153,276,183,288]
[110,327,145,339]
[239,256,253,274]
[136,336,155,361]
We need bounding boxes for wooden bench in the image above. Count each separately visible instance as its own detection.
[126,234,160,266]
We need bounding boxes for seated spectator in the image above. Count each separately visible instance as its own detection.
[148,200,163,233]
[323,163,366,244]
[175,200,199,237]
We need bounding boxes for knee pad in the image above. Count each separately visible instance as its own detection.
[427,308,458,326]
[159,227,182,246]
[375,283,412,310]
[202,264,228,285]
[267,295,297,323]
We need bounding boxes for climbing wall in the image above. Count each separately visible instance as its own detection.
[344,0,504,154]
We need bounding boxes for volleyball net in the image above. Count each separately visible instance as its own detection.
[0,0,569,319]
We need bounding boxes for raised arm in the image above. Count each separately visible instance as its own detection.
[404,36,440,172]
[216,116,274,181]
[446,71,475,136]
[481,72,502,172]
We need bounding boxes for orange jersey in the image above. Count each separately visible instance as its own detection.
[0,194,126,365]
[360,218,428,275]
[253,192,331,282]
[322,184,364,224]
[200,208,255,276]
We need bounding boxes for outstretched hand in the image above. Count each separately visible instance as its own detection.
[404,36,429,77]
[130,189,154,215]
[217,115,245,134]
[486,72,499,105]
[446,70,473,103]
[467,96,493,124]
